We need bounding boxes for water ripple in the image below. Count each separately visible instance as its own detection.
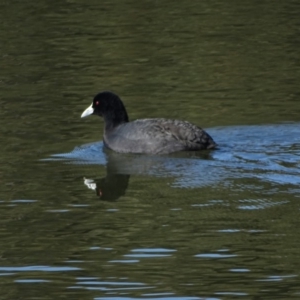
[46,123,300,196]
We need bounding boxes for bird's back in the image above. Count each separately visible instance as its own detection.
[104,118,216,154]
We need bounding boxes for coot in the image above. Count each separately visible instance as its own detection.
[81,91,216,154]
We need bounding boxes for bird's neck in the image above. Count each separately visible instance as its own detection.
[103,110,129,131]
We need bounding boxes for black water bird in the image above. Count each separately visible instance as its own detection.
[81,91,216,154]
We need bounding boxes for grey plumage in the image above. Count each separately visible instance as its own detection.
[81,92,216,155]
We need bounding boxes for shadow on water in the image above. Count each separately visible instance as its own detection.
[46,123,300,200]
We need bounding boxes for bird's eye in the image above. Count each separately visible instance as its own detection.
[95,101,99,105]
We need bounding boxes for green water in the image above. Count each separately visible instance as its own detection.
[0,1,300,299]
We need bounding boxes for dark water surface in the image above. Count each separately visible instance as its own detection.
[1,1,300,299]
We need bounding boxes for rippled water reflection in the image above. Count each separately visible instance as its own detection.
[1,0,300,299]
[50,123,300,191]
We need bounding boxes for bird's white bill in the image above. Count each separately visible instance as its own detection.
[81,104,94,118]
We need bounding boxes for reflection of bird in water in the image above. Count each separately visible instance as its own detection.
[83,150,133,201]
[82,147,216,200]
[84,174,130,201]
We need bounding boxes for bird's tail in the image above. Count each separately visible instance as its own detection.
[206,134,217,149]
